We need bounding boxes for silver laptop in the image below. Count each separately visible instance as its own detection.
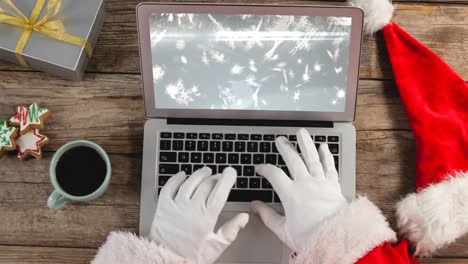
[137,3,363,263]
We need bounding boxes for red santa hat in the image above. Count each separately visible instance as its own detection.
[349,0,468,257]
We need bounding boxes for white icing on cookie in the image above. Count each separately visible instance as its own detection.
[16,129,48,157]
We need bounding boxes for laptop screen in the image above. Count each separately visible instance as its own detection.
[149,13,352,112]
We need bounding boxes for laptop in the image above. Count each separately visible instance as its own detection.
[137,3,363,263]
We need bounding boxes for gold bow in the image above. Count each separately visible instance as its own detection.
[0,0,93,67]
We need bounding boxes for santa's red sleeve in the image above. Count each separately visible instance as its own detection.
[91,231,187,264]
[290,197,419,264]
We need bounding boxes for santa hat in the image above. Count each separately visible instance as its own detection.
[349,0,468,257]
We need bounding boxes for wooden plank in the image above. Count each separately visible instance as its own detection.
[0,246,95,264]
[0,153,141,185]
[1,130,468,256]
[0,72,410,154]
[0,73,145,154]
[1,245,468,264]
[0,2,466,80]
[0,204,138,248]
[421,260,468,264]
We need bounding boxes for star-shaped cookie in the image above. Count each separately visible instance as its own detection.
[10,103,51,135]
[0,120,18,158]
[15,129,49,160]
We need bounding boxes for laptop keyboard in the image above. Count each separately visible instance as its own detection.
[157,132,340,203]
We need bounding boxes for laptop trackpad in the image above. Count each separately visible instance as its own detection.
[216,212,283,263]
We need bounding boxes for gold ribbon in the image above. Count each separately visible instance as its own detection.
[0,0,93,67]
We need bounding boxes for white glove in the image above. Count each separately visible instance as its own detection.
[150,167,249,264]
[252,128,347,253]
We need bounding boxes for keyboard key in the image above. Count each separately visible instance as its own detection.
[253,154,264,164]
[193,164,204,171]
[222,141,234,152]
[158,176,171,186]
[159,152,176,162]
[160,140,171,150]
[329,144,339,154]
[263,134,275,141]
[236,178,248,188]
[218,165,229,173]
[231,165,242,175]
[225,134,236,140]
[216,153,227,164]
[187,133,197,139]
[288,135,297,141]
[272,144,278,153]
[249,178,261,189]
[250,134,262,140]
[197,141,208,151]
[237,134,249,140]
[185,141,196,151]
[240,154,251,164]
[278,155,285,165]
[235,142,246,152]
[181,164,192,174]
[334,156,339,171]
[265,154,277,164]
[178,152,189,163]
[281,166,290,176]
[199,133,210,139]
[212,133,223,140]
[159,164,179,174]
[206,165,217,174]
[158,187,162,195]
[160,132,172,138]
[262,178,272,189]
[260,142,271,153]
[315,143,320,149]
[243,166,255,176]
[203,153,214,163]
[228,153,239,164]
[247,142,258,152]
[191,153,202,163]
[274,192,281,203]
[174,132,185,139]
[173,140,183,150]
[228,190,272,202]
[210,141,221,151]
[328,136,339,142]
[315,135,326,142]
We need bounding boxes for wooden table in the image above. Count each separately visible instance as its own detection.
[0,0,466,263]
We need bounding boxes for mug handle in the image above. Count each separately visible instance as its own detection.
[47,190,70,209]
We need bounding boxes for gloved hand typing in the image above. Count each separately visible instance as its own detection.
[150,167,249,264]
[252,128,347,253]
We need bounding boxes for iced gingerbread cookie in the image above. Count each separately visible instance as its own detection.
[0,120,18,158]
[15,129,49,160]
[10,103,51,135]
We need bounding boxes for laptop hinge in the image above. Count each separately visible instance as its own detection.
[167,118,334,128]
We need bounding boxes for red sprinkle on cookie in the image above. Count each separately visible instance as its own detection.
[10,103,51,135]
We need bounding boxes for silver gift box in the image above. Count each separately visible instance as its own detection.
[0,0,105,81]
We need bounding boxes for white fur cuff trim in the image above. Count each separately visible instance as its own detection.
[396,171,468,256]
[348,0,394,35]
[292,197,397,264]
[92,231,187,264]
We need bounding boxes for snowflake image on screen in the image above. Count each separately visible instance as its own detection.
[149,13,351,112]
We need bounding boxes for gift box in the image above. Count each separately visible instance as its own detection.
[0,0,105,81]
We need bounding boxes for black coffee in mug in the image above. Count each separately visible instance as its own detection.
[55,146,107,196]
